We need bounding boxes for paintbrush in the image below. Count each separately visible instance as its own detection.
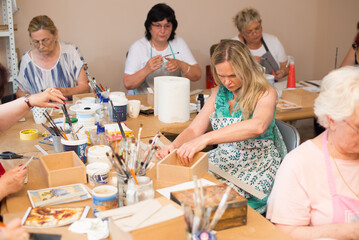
[162,52,179,58]
[208,185,231,230]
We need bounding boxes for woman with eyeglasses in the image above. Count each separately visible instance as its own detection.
[267,67,359,239]
[123,3,201,94]
[15,15,90,98]
[233,8,288,81]
[340,22,359,67]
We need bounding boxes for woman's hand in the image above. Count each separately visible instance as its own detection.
[29,88,66,108]
[0,219,29,240]
[274,69,286,81]
[145,55,163,74]
[176,135,208,166]
[155,144,175,160]
[0,167,27,200]
[164,57,181,72]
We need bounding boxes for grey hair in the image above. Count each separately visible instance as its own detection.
[233,8,262,32]
[314,66,359,128]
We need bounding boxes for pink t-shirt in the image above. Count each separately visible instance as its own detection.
[266,140,359,226]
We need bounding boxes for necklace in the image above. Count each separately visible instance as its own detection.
[332,157,359,200]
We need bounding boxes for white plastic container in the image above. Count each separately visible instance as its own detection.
[87,145,113,168]
[86,162,110,186]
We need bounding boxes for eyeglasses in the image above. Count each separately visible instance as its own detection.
[151,23,172,30]
[31,38,53,48]
[244,25,262,36]
[344,120,359,135]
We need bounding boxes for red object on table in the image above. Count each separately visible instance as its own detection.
[287,63,296,88]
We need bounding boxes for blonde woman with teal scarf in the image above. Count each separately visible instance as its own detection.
[157,40,286,213]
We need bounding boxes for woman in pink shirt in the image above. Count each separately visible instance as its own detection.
[267,66,359,239]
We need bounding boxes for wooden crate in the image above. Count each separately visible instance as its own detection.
[157,150,208,184]
[170,183,247,231]
[39,152,86,187]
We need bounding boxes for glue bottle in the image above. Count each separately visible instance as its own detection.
[287,56,296,88]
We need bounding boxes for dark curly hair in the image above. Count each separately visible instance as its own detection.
[144,3,178,41]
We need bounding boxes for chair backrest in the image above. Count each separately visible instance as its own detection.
[275,119,300,153]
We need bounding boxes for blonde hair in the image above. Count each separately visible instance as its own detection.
[28,15,57,36]
[211,40,270,120]
[314,66,359,128]
[233,8,262,32]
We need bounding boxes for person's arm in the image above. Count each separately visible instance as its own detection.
[176,86,277,165]
[123,55,163,90]
[0,88,66,133]
[274,62,289,80]
[156,87,217,159]
[340,47,355,67]
[57,66,90,97]
[15,88,27,98]
[0,166,27,201]
[275,223,359,240]
[165,58,201,81]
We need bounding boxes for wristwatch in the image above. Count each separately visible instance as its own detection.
[24,94,33,109]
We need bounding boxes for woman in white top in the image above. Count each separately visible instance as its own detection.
[233,8,288,81]
[15,15,90,98]
[123,3,201,94]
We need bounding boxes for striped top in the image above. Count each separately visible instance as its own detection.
[15,42,85,94]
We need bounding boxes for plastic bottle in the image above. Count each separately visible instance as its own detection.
[287,56,296,88]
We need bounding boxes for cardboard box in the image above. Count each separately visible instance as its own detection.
[281,89,318,108]
[157,150,208,184]
[170,183,247,231]
[108,197,186,240]
[39,152,87,187]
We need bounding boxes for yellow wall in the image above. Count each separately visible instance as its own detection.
[1,0,358,91]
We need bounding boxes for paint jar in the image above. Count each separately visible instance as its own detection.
[61,134,88,163]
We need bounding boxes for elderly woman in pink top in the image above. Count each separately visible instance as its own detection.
[266,66,359,239]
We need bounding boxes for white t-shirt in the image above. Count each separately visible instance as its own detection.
[266,140,359,226]
[124,37,197,94]
[15,42,85,94]
[232,33,287,68]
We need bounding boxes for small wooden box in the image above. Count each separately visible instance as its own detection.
[157,150,208,184]
[39,152,87,187]
[108,197,186,240]
[282,89,318,108]
[170,183,247,231]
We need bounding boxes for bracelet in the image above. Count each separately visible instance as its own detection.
[24,94,33,109]
[184,65,191,75]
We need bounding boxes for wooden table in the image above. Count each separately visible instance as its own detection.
[0,95,291,240]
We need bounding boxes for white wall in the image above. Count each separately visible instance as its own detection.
[1,0,358,92]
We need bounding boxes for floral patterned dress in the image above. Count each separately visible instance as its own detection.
[208,86,286,213]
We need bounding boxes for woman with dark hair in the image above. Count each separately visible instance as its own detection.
[123,3,201,94]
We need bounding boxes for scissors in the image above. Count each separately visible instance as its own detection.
[0,151,38,160]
